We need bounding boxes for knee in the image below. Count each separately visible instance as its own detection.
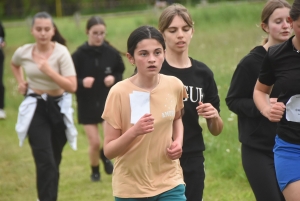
[90,141,100,151]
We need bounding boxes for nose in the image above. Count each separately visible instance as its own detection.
[148,53,156,63]
[177,29,184,38]
[41,29,46,35]
[283,20,290,29]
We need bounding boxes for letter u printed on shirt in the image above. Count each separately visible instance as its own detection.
[184,85,203,103]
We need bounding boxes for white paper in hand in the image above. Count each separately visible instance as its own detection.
[129,91,150,124]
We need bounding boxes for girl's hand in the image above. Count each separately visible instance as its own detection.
[167,141,182,160]
[132,113,154,136]
[34,53,52,75]
[104,75,115,87]
[18,82,28,95]
[83,77,95,88]
[269,98,278,106]
[262,102,285,122]
[196,102,219,119]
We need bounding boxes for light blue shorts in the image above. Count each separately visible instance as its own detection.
[274,135,300,191]
[115,184,186,201]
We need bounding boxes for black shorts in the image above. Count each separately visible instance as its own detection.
[77,99,104,124]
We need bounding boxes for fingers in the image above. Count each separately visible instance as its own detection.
[83,77,95,88]
[135,114,155,135]
[104,75,115,87]
[269,102,285,122]
[18,82,28,95]
[196,102,218,119]
[167,142,182,160]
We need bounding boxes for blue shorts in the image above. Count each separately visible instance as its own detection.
[115,184,186,201]
[274,135,300,191]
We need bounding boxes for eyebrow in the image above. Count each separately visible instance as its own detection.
[167,25,190,29]
[138,48,163,52]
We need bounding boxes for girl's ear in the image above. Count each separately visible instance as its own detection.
[126,53,135,66]
[261,22,269,33]
[159,30,166,41]
[191,28,194,38]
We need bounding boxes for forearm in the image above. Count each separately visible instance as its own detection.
[46,70,77,92]
[104,126,138,160]
[253,89,271,117]
[172,118,183,145]
[11,63,25,84]
[207,115,223,136]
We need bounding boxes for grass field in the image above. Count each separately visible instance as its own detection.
[0,2,273,200]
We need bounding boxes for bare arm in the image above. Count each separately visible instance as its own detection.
[197,102,223,136]
[44,70,77,93]
[11,62,28,95]
[103,113,154,159]
[35,54,77,93]
[167,112,184,160]
[253,80,285,122]
[206,115,223,136]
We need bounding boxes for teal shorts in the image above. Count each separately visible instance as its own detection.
[115,184,186,201]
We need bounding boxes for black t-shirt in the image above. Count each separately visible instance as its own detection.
[259,36,300,144]
[160,58,220,157]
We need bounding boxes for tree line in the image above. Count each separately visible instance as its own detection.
[1,0,244,19]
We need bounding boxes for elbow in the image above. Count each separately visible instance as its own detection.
[67,82,77,93]
[211,129,222,136]
[103,148,114,160]
[210,118,223,136]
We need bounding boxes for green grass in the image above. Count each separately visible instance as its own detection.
[0,2,270,200]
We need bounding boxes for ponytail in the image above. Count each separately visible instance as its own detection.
[52,23,67,46]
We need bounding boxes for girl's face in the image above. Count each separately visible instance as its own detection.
[31,18,55,45]
[162,15,193,53]
[263,7,291,43]
[87,24,106,46]
[128,38,164,77]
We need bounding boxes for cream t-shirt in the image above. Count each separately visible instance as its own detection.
[102,74,187,198]
[11,42,76,90]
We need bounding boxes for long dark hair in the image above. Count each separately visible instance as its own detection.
[32,11,67,46]
[127,25,165,75]
[86,16,125,55]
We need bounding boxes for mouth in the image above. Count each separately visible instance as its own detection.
[176,41,185,45]
[147,65,157,70]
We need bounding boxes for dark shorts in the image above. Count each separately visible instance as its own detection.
[274,135,300,191]
[77,99,104,124]
[115,184,186,201]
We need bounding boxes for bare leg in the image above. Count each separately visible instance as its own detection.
[83,124,101,166]
[283,180,300,201]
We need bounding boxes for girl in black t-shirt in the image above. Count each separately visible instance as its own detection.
[226,0,291,200]
[158,4,223,200]
[254,0,300,200]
